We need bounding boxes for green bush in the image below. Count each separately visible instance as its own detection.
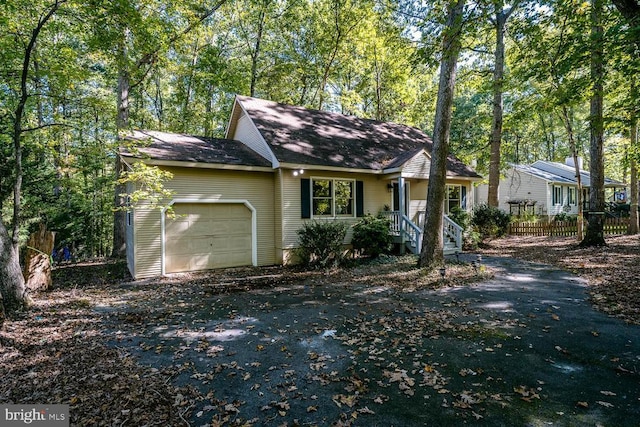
[448,206,470,230]
[553,212,577,222]
[296,220,349,268]
[351,214,393,258]
[471,204,511,239]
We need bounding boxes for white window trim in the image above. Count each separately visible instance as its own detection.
[553,185,563,206]
[311,177,356,219]
[568,187,577,206]
[446,184,462,214]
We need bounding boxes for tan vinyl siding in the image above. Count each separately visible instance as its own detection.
[133,206,163,278]
[408,179,472,222]
[133,167,276,278]
[402,153,431,178]
[499,168,550,215]
[274,170,284,263]
[280,171,389,250]
[125,182,135,276]
[234,111,274,164]
[408,180,428,223]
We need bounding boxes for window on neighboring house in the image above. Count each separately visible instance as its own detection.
[446,185,461,214]
[552,185,563,205]
[568,187,576,205]
[126,196,133,226]
[312,178,354,217]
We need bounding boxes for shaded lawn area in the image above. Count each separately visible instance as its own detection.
[479,234,640,325]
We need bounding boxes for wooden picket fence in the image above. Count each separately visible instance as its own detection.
[509,217,630,237]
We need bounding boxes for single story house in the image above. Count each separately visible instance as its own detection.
[121,95,483,279]
[476,158,626,217]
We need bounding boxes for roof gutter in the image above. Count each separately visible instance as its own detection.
[121,156,275,173]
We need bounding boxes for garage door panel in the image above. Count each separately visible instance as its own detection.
[165,203,252,273]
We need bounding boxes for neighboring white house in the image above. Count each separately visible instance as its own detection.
[476,158,626,217]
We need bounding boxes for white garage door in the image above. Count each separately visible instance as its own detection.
[165,203,252,273]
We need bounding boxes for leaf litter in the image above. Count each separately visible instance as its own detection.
[2,241,639,425]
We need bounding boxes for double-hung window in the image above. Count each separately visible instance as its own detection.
[312,178,354,217]
[552,185,563,205]
[446,185,461,214]
[567,187,576,205]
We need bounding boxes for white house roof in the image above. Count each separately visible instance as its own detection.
[513,160,625,188]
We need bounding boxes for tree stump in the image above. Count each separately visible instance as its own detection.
[23,224,56,292]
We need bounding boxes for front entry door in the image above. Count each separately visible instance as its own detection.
[392,182,409,214]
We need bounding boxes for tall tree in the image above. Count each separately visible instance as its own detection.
[487,0,517,208]
[628,79,639,234]
[581,0,607,246]
[418,0,465,269]
[109,0,227,257]
[0,0,66,315]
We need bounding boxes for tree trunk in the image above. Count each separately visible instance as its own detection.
[112,55,130,258]
[23,224,56,292]
[2,0,63,317]
[250,1,267,97]
[561,105,584,240]
[629,79,639,234]
[418,0,465,269]
[487,3,509,208]
[0,218,28,314]
[581,0,606,247]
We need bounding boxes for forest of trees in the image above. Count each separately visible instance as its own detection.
[1,0,638,310]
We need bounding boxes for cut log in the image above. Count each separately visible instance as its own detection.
[23,224,56,292]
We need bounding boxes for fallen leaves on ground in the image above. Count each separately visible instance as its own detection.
[479,235,640,324]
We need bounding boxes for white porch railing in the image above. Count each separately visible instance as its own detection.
[380,211,462,255]
[443,214,463,254]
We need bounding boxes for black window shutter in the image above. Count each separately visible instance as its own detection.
[356,180,364,217]
[461,186,467,210]
[301,178,311,218]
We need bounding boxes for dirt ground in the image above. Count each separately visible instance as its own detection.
[1,234,639,426]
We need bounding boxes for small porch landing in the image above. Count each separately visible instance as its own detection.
[381,211,463,255]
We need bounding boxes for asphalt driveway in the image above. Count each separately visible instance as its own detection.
[107,255,640,426]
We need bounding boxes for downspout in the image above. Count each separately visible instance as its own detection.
[398,176,406,254]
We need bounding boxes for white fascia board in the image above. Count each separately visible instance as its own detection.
[225,95,242,139]
[122,156,274,173]
[444,175,484,182]
[279,163,381,175]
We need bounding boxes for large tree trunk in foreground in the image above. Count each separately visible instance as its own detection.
[581,0,606,247]
[23,224,56,292]
[487,2,513,208]
[0,218,28,314]
[418,0,465,269]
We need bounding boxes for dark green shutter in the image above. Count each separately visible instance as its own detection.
[356,180,364,217]
[301,178,311,218]
[461,186,467,210]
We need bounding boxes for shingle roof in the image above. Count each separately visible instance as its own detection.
[121,130,272,168]
[514,160,624,187]
[236,96,481,178]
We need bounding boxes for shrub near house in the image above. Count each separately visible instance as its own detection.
[351,214,393,258]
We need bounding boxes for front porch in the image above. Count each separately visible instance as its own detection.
[380,210,463,255]
[382,176,465,255]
